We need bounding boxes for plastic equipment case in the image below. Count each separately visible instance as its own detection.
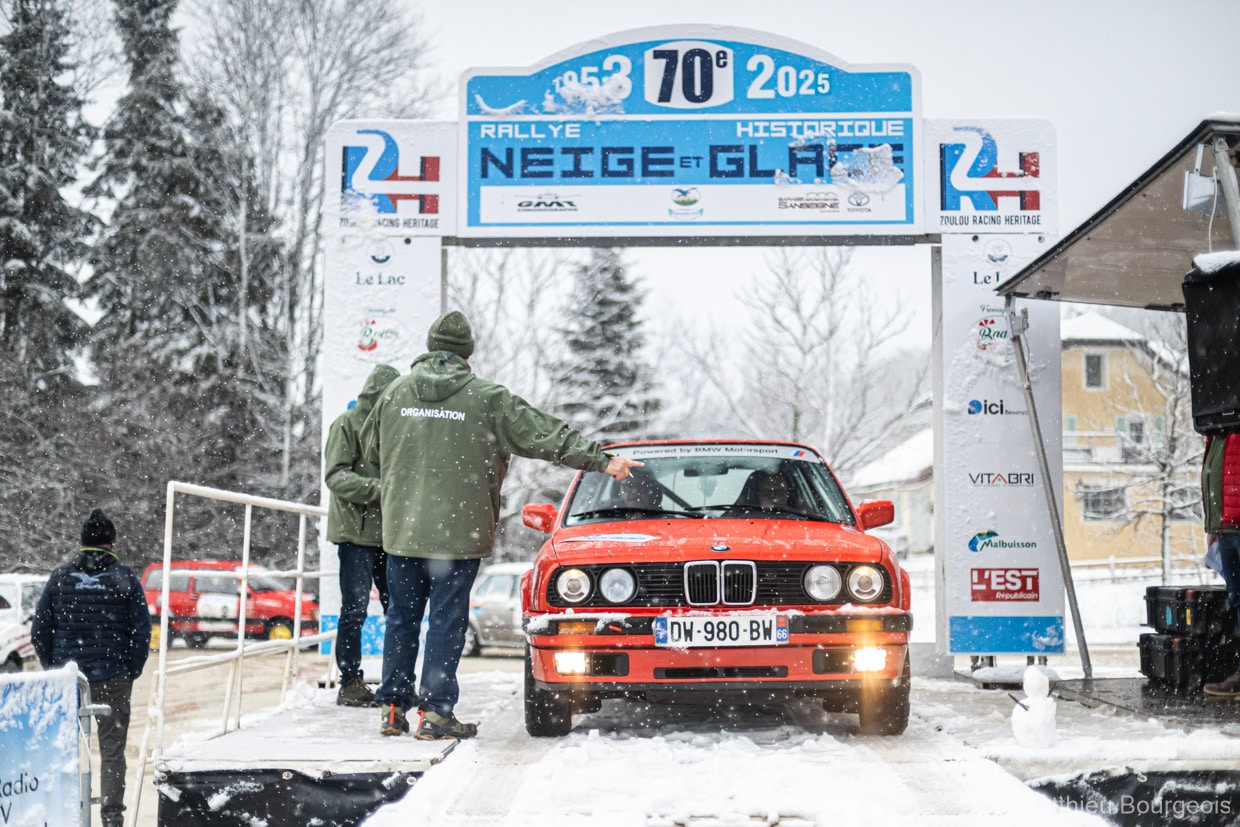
[1143,585,1233,638]
[1139,632,1240,693]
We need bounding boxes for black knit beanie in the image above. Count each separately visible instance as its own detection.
[426,311,475,358]
[81,508,116,546]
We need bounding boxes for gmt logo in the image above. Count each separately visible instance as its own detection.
[940,127,1040,212]
[342,129,439,214]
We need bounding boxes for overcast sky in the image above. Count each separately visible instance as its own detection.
[410,0,1240,347]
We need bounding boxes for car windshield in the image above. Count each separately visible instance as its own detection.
[563,443,854,526]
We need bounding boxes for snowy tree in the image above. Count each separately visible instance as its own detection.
[0,0,103,569]
[79,0,296,554]
[1089,311,1203,583]
[187,0,435,491]
[554,248,661,443]
[0,0,95,391]
[448,248,577,559]
[683,247,929,475]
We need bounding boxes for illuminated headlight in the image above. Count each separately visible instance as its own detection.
[853,646,888,672]
[555,568,592,604]
[847,566,884,602]
[554,651,589,675]
[598,568,636,604]
[803,565,843,601]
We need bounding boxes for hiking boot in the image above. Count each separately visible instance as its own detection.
[414,710,478,740]
[379,703,409,736]
[1204,671,1240,697]
[337,677,376,707]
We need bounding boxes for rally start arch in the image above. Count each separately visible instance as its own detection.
[320,25,1069,666]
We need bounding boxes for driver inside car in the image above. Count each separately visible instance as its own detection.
[613,471,662,511]
[737,470,793,511]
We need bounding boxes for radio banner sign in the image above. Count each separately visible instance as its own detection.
[936,233,1065,655]
[461,26,922,238]
[1,667,82,827]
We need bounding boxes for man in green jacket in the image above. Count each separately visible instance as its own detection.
[325,363,400,706]
[361,310,641,739]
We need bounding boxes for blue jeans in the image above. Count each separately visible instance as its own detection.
[1216,533,1240,635]
[374,555,480,717]
[335,543,389,684]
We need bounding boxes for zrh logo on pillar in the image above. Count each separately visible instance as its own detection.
[939,127,1040,215]
[342,128,439,214]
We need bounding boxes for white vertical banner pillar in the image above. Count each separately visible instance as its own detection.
[937,235,1063,655]
[925,118,1061,657]
[318,121,457,659]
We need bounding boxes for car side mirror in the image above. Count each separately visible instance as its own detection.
[857,500,895,530]
[522,503,558,534]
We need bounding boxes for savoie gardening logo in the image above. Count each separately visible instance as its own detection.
[967,530,1037,553]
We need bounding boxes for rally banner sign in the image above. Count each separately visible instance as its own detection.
[461,26,922,238]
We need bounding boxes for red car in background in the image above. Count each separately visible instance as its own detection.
[142,560,319,648]
[520,440,912,737]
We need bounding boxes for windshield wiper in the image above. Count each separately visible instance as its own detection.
[725,504,821,521]
[571,507,702,520]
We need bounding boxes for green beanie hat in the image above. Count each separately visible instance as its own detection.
[427,311,474,358]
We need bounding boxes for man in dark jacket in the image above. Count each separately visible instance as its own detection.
[361,310,641,739]
[32,509,150,827]
[325,363,399,706]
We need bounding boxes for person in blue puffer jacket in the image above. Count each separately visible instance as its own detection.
[32,508,150,827]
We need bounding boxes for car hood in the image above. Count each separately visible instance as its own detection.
[546,518,886,566]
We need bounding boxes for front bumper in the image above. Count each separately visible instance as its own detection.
[526,611,911,700]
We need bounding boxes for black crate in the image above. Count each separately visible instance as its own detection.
[1138,632,1240,694]
[1143,585,1234,638]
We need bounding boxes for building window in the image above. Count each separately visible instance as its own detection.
[1084,353,1104,389]
[1078,485,1126,521]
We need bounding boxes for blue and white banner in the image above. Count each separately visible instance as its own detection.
[924,119,1057,235]
[0,667,82,827]
[936,234,1065,655]
[461,26,921,237]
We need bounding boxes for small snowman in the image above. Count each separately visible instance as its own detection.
[1010,665,1057,747]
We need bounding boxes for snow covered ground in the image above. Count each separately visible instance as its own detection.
[149,554,1240,826]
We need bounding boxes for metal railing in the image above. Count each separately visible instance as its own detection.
[126,481,329,827]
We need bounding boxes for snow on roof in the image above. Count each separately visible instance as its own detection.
[849,427,933,488]
[1059,311,1143,343]
[1193,250,1240,274]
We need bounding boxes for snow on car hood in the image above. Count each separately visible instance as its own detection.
[547,519,885,566]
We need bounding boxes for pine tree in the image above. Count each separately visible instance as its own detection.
[555,248,660,443]
[82,0,293,552]
[0,0,95,391]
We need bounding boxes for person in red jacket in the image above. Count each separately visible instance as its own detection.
[1202,432,1240,696]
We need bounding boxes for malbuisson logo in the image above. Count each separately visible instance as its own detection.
[967,530,1037,553]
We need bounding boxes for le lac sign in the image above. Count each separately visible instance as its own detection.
[461,26,921,237]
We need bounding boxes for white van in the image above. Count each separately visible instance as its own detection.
[0,574,48,672]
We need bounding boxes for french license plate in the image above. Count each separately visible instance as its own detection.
[653,614,789,647]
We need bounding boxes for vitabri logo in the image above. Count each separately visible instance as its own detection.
[967,399,1026,416]
[968,530,1038,552]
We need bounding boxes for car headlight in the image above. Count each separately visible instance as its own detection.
[847,565,884,602]
[804,565,843,601]
[555,568,592,604]
[598,568,636,604]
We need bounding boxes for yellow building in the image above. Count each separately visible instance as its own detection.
[1060,312,1204,563]
[850,311,1203,564]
